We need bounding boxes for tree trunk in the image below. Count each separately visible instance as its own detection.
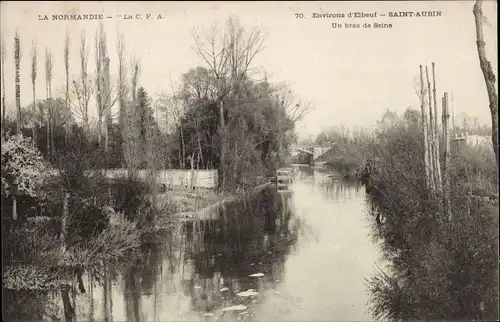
[442,93,452,220]
[12,193,17,221]
[1,49,5,136]
[426,66,436,191]
[419,65,431,189]
[15,35,21,135]
[218,99,225,191]
[190,153,195,191]
[103,57,111,154]
[49,81,54,156]
[32,83,37,147]
[177,130,182,169]
[61,192,70,252]
[45,83,50,159]
[432,62,442,189]
[180,125,186,169]
[98,115,102,146]
[65,67,70,142]
[473,0,499,168]
[1,96,5,136]
[47,105,50,160]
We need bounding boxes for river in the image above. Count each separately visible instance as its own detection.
[4,166,386,321]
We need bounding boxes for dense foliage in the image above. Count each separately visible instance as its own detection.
[360,110,498,320]
[169,67,296,190]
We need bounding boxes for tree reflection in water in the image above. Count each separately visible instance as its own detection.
[3,187,302,321]
[180,187,300,315]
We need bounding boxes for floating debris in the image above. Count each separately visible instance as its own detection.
[203,312,215,316]
[250,263,255,266]
[220,287,229,292]
[249,273,265,277]
[222,304,247,312]
[236,290,258,297]
[194,285,202,289]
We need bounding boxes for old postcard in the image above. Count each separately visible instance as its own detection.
[1,1,498,321]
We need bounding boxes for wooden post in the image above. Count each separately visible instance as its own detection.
[442,93,452,220]
[432,62,442,190]
[420,66,431,189]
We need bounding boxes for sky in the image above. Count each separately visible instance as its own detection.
[0,1,497,139]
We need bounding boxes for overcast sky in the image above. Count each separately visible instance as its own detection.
[1,1,497,139]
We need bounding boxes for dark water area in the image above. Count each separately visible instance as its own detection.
[3,167,386,321]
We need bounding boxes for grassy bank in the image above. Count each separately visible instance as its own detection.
[161,188,228,214]
[362,118,498,320]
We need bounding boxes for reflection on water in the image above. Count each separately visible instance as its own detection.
[3,167,385,321]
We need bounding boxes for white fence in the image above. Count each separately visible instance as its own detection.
[48,169,218,189]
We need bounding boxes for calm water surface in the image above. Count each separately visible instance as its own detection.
[6,167,386,321]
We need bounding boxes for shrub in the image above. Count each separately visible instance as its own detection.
[364,117,499,320]
[111,175,151,222]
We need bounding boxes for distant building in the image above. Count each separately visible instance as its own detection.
[453,133,492,147]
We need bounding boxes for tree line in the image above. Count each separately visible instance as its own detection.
[1,17,309,192]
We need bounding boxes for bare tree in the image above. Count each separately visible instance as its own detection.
[44,48,53,158]
[69,31,92,131]
[130,54,141,101]
[116,30,128,128]
[192,16,266,190]
[14,30,21,134]
[426,66,437,191]
[274,86,312,123]
[442,93,451,220]
[431,62,442,189]
[64,29,71,140]
[419,65,431,189]
[103,56,112,153]
[95,24,106,146]
[473,0,499,167]
[31,40,38,146]
[121,54,142,173]
[1,36,6,135]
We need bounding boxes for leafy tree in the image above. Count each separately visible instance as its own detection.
[1,133,47,220]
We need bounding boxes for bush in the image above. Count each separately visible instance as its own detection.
[364,117,499,320]
[1,217,61,267]
[111,175,152,222]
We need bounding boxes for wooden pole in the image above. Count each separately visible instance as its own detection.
[420,66,431,189]
[442,93,452,220]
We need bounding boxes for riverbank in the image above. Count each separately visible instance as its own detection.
[170,182,272,222]
[363,123,498,320]
[2,181,273,293]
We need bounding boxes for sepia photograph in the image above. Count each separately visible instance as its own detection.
[1,1,498,321]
